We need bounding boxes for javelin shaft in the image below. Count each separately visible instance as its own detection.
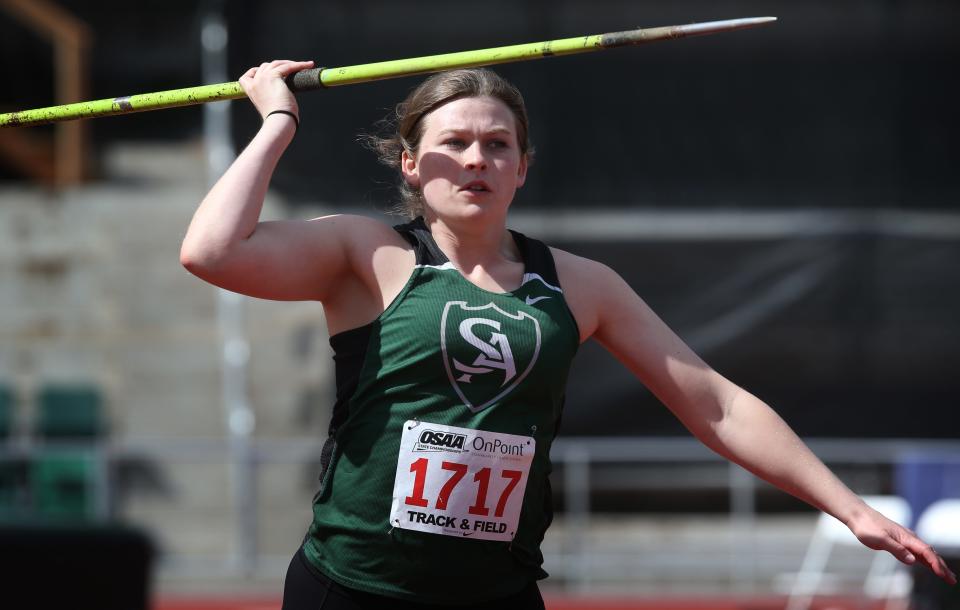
[0,17,775,128]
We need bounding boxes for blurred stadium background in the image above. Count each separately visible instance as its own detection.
[1,0,958,609]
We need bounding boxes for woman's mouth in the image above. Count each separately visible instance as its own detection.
[460,180,490,193]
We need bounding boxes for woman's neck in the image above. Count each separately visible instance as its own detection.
[425,214,520,272]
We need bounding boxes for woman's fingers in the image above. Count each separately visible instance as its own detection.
[886,538,915,564]
[239,60,314,82]
[852,508,957,585]
[906,536,958,585]
[919,547,956,584]
[237,60,314,120]
[271,60,315,79]
[238,67,259,94]
[888,525,958,585]
[280,60,315,74]
[253,60,314,77]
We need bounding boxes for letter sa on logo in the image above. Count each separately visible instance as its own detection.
[440,301,541,413]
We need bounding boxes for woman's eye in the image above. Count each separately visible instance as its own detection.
[443,139,465,149]
[488,140,508,149]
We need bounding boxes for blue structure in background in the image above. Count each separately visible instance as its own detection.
[896,452,960,528]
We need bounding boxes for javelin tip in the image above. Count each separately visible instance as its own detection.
[598,16,777,49]
[673,17,778,37]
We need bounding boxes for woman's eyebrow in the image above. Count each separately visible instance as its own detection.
[436,126,514,136]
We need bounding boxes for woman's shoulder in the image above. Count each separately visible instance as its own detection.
[312,214,417,334]
[302,213,413,266]
[547,246,626,342]
[309,213,408,244]
[549,246,617,285]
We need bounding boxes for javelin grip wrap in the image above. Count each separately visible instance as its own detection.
[287,67,325,92]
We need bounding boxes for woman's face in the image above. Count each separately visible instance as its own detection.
[401,95,527,224]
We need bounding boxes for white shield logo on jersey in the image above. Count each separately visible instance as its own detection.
[440,301,542,413]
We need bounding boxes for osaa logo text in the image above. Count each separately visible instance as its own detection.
[440,301,541,412]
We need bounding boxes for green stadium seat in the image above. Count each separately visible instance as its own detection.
[0,385,13,438]
[35,384,105,439]
[0,384,22,519]
[32,452,98,519]
[30,383,107,520]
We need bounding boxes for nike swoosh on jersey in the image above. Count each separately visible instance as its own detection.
[525,295,552,306]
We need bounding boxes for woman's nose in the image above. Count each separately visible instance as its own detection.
[463,142,487,170]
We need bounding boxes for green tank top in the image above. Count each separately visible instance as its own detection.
[303,217,580,603]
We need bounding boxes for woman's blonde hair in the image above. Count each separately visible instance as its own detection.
[363,68,534,218]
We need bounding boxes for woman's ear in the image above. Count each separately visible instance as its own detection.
[516,154,528,188]
[401,150,420,188]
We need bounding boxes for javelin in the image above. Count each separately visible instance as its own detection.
[0,17,775,128]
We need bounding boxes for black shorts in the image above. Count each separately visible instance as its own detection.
[282,547,546,610]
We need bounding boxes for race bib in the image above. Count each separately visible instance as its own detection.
[389,421,535,542]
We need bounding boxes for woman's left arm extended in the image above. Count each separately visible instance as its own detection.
[556,250,956,585]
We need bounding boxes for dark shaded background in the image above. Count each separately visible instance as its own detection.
[4,1,959,208]
[2,0,957,437]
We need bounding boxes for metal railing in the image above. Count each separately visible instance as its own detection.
[2,436,958,591]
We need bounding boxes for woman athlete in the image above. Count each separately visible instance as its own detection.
[180,59,957,609]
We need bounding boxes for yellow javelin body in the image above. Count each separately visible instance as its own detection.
[0,17,775,128]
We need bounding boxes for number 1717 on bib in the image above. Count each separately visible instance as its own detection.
[389,421,535,542]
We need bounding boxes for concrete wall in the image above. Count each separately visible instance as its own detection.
[0,139,333,575]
